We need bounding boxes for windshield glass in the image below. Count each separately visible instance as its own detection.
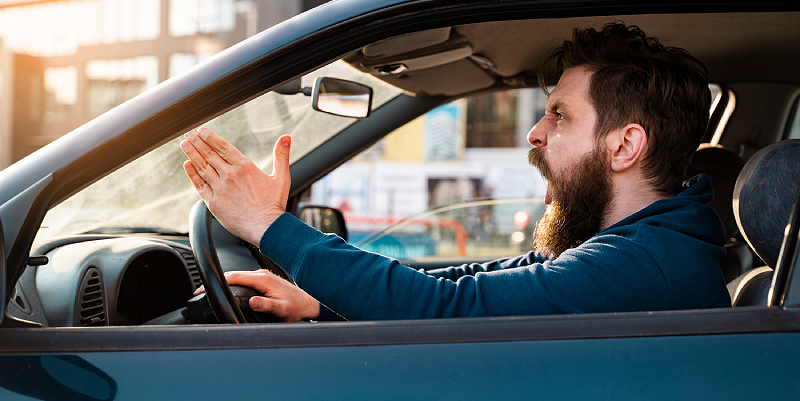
[37,61,402,240]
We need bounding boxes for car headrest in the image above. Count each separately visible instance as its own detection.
[733,139,800,268]
[685,144,746,239]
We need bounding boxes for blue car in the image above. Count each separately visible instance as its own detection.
[2,1,800,399]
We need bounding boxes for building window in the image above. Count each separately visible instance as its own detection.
[169,52,216,78]
[86,57,158,116]
[43,66,78,122]
[0,0,160,57]
[465,88,546,148]
[169,0,236,37]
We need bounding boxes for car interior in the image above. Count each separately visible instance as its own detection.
[4,10,800,328]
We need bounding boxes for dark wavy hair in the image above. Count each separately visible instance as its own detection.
[538,23,710,196]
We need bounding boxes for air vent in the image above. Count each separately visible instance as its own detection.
[176,247,202,289]
[78,268,106,327]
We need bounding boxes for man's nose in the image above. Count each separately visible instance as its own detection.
[527,117,548,147]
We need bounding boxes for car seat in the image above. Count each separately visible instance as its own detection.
[728,139,800,306]
[685,144,752,282]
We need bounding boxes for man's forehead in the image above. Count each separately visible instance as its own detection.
[545,88,578,113]
[546,67,593,109]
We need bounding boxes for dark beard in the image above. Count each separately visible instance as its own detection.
[528,145,613,258]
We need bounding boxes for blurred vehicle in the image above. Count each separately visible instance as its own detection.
[353,198,545,262]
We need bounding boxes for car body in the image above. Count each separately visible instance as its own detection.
[2,0,800,399]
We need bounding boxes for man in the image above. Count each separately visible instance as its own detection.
[181,23,731,322]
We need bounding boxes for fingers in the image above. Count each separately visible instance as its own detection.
[223,270,319,321]
[193,285,205,296]
[224,270,277,293]
[181,132,220,184]
[193,270,274,296]
[196,127,247,163]
[183,160,212,197]
[191,277,290,319]
[182,127,247,179]
[225,271,291,318]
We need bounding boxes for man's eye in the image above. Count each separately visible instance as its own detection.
[556,113,565,120]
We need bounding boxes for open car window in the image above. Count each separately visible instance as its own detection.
[304,84,727,264]
[303,88,549,263]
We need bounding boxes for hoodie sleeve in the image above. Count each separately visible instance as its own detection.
[260,213,671,320]
[423,252,548,281]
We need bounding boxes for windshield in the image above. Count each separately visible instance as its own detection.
[36,61,402,240]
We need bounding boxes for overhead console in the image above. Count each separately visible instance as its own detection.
[345,27,497,96]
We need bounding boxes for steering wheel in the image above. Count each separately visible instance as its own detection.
[189,200,247,323]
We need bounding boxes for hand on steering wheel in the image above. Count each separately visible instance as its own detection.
[189,200,322,323]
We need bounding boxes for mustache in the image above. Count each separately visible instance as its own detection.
[528,147,553,181]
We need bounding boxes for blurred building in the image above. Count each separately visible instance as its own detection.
[0,0,328,168]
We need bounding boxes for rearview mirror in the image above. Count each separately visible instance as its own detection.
[311,77,373,119]
[272,78,311,96]
[297,205,348,242]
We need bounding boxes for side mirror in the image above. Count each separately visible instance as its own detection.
[311,77,373,119]
[297,205,348,242]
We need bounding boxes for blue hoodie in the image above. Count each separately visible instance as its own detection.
[260,174,731,320]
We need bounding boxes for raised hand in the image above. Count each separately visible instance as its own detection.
[181,127,291,245]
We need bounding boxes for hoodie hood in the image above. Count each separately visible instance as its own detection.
[603,174,727,247]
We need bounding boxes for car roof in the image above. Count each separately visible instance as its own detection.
[345,12,800,97]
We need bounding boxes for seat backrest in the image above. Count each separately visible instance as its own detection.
[727,266,773,306]
[686,144,745,240]
[729,139,800,306]
[685,144,749,282]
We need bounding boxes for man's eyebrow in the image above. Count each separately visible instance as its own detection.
[547,99,570,113]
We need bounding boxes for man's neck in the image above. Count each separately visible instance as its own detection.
[601,173,668,231]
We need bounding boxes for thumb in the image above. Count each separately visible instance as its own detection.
[249,296,273,313]
[272,135,291,182]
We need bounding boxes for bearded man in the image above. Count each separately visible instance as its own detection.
[181,23,731,322]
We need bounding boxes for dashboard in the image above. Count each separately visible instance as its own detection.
[6,221,264,328]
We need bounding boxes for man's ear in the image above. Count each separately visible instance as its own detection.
[606,124,647,172]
